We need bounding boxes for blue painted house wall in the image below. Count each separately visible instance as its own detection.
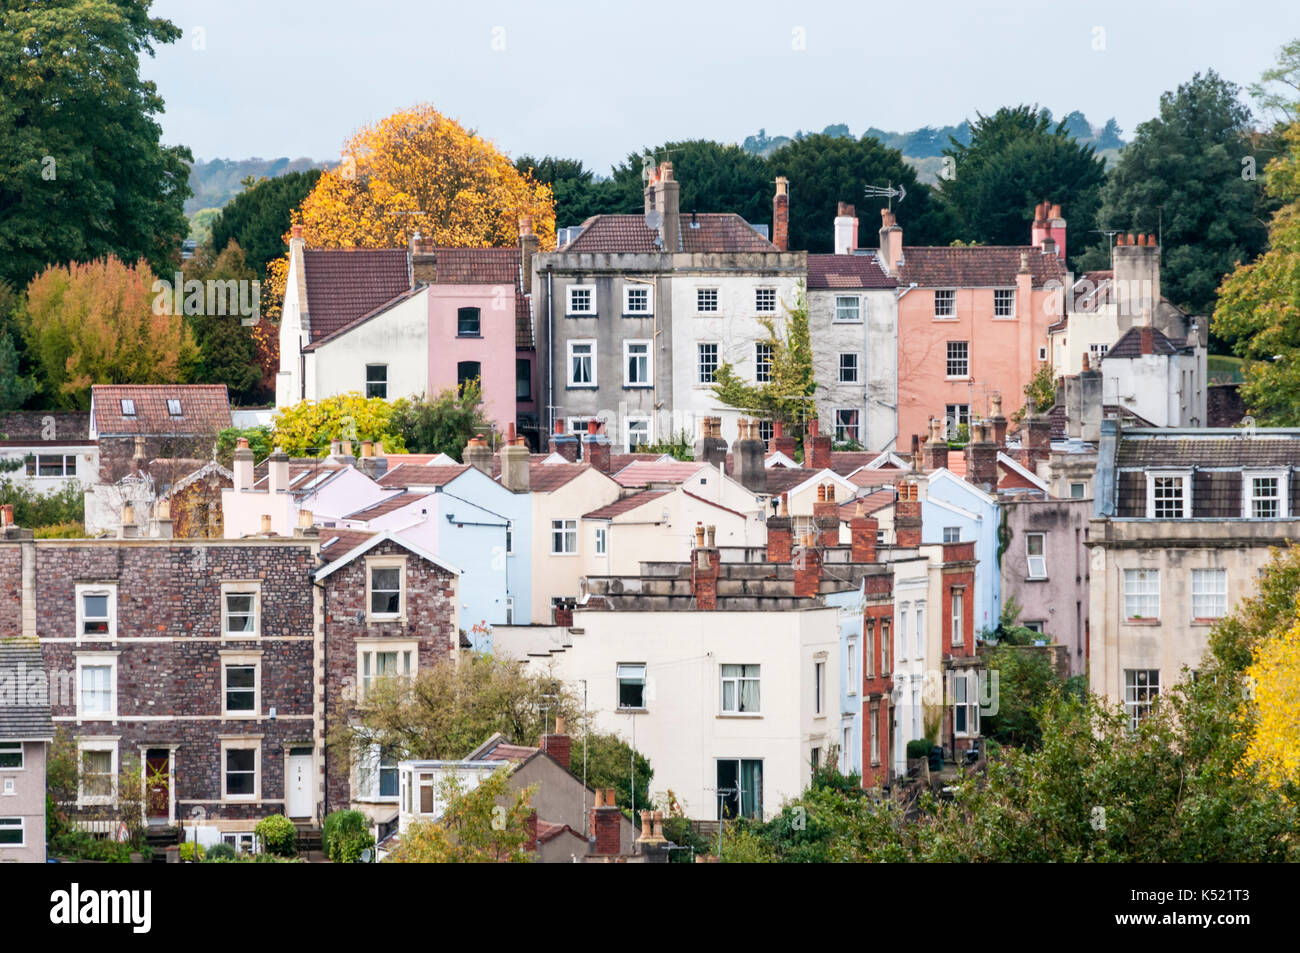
[826,587,865,778]
[921,470,1001,636]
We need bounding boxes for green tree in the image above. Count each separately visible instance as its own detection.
[0,0,192,289]
[771,133,955,250]
[602,140,773,227]
[513,155,617,227]
[574,731,652,815]
[711,284,816,436]
[1250,38,1300,127]
[1078,71,1271,322]
[271,393,406,457]
[387,769,535,863]
[0,283,36,411]
[215,426,274,469]
[938,105,1106,266]
[182,240,263,402]
[210,169,323,278]
[388,383,491,459]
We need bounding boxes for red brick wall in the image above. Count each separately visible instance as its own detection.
[766,517,792,563]
[861,596,894,788]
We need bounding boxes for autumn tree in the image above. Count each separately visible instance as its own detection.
[387,769,536,863]
[20,257,198,410]
[271,393,407,457]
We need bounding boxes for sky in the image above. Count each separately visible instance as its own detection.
[142,0,1300,172]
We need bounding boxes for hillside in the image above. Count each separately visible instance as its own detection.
[185,156,330,214]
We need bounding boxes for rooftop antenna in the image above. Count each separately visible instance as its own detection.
[863,181,907,211]
[1091,228,1123,268]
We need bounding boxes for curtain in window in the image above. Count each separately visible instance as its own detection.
[740,760,763,819]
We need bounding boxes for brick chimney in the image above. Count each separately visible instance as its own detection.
[766,495,793,563]
[922,417,948,470]
[1113,233,1160,329]
[878,208,903,276]
[773,177,790,252]
[500,423,531,492]
[1025,403,1053,470]
[965,420,999,492]
[692,523,721,610]
[581,418,611,473]
[771,420,797,458]
[834,202,858,255]
[732,419,767,493]
[540,716,571,770]
[1030,201,1066,260]
[518,216,538,294]
[989,393,1008,450]
[1139,325,1155,356]
[803,418,832,471]
[895,480,922,548]
[793,535,823,598]
[548,419,579,462]
[849,502,879,563]
[591,787,622,856]
[812,483,840,548]
[464,434,493,475]
[410,231,437,284]
[553,598,574,627]
[645,162,681,253]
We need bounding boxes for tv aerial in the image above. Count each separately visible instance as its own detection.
[863,181,907,210]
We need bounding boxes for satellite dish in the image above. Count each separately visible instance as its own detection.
[644,211,663,231]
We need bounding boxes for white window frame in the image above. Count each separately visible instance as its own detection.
[1070,481,1087,499]
[1026,532,1047,579]
[357,640,418,700]
[897,605,909,661]
[696,287,719,314]
[221,651,262,718]
[1191,568,1227,621]
[865,621,876,680]
[76,653,118,720]
[933,289,956,318]
[221,739,261,802]
[26,453,78,478]
[120,399,136,417]
[0,816,24,848]
[222,832,259,855]
[945,404,970,439]
[617,662,647,710]
[834,295,862,323]
[813,659,826,715]
[357,743,400,803]
[754,342,773,383]
[869,703,880,766]
[951,588,965,647]
[551,518,578,556]
[993,288,1015,317]
[914,602,925,658]
[77,738,118,807]
[840,726,853,772]
[942,526,961,543]
[624,339,652,388]
[594,526,607,556]
[881,620,890,676]
[720,663,761,715]
[755,287,777,314]
[365,364,388,399]
[846,640,857,696]
[623,283,652,315]
[945,340,969,379]
[952,671,980,737]
[1123,568,1160,622]
[697,342,719,384]
[566,284,596,316]
[624,416,652,452]
[834,409,860,444]
[0,741,24,771]
[1123,669,1160,730]
[567,339,597,388]
[1243,469,1289,519]
[220,582,260,638]
[75,583,116,640]
[365,555,407,622]
[838,352,860,384]
[1145,470,1192,519]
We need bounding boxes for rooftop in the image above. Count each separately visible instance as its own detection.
[894,245,1065,289]
[807,253,897,289]
[91,384,232,436]
[559,213,777,254]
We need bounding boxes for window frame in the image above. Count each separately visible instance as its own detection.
[950,588,965,647]
[1145,470,1192,520]
[720,663,761,715]
[0,816,24,848]
[696,287,719,314]
[833,295,862,323]
[75,583,116,641]
[356,640,418,700]
[365,555,407,622]
[220,651,262,718]
[754,287,777,314]
[1123,669,1160,730]
[221,739,261,802]
[838,352,860,384]
[933,289,956,318]
[834,409,860,444]
[622,283,653,316]
[456,306,482,337]
[865,620,875,680]
[942,526,961,544]
[624,416,652,453]
[1122,568,1161,622]
[993,288,1016,318]
[952,671,980,737]
[1242,469,1289,519]
[1025,532,1047,579]
[945,340,970,379]
[566,339,597,389]
[1070,481,1087,499]
[77,739,118,807]
[0,741,24,771]
[566,284,596,316]
[594,526,607,556]
[1190,568,1227,622]
[26,453,79,478]
[697,342,719,384]
[76,654,118,720]
[846,640,857,697]
[754,342,773,383]
[365,364,388,400]
[357,743,400,803]
[623,339,652,388]
[813,659,826,716]
[550,518,578,556]
[616,662,647,711]
[220,582,260,638]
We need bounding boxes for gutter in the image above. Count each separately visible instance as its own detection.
[546,268,554,437]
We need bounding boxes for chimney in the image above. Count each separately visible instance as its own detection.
[732,419,768,493]
[410,231,437,284]
[1079,359,1103,444]
[803,418,832,471]
[591,788,622,856]
[771,420,797,458]
[464,435,493,475]
[657,162,681,253]
[518,216,538,295]
[1029,201,1066,260]
[989,394,1008,450]
[834,202,858,255]
[694,416,728,470]
[1026,404,1053,470]
[812,483,840,548]
[0,504,12,528]
[119,502,139,540]
[922,417,948,470]
[849,504,878,563]
[581,418,611,474]
[359,444,389,481]
[878,208,903,276]
[1139,325,1155,356]
[793,536,823,599]
[964,420,998,492]
[772,177,790,252]
[540,716,571,770]
[548,419,579,463]
[500,424,532,492]
[692,524,721,610]
[1112,231,1159,330]
[233,436,254,491]
[895,480,922,548]
[553,598,574,627]
[260,514,272,535]
[268,447,290,495]
[766,497,793,563]
[152,498,174,539]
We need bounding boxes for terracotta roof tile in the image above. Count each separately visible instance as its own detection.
[847,468,907,489]
[428,247,520,285]
[894,246,1065,289]
[301,287,421,352]
[584,489,671,520]
[1104,325,1178,359]
[560,214,776,254]
[829,451,879,475]
[377,464,470,489]
[301,248,410,342]
[344,491,430,521]
[319,528,376,562]
[838,490,895,516]
[92,385,231,436]
[527,462,593,492]
[807,254,896,289]
[612,460,711,487]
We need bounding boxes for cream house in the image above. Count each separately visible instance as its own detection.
[527,462,622,622]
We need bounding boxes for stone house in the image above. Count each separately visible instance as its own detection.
[0,637,55,864]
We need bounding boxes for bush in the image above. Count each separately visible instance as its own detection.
[905,739,933,760]
[49,830,136,863]
[179,841,205,862]
[34,521,85,538]
[204,842,237,862]
[322,809,375,863]
[0,478,83,529]
[255,814,298,857]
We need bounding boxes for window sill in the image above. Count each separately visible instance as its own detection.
[1024,576,1049,583]
[1123,618,1160,625]
[622,312,653,319]
[717,712,762,719]
[622,384,653,390]
[932,315,958,321]
[1190,618,1222,626]
[944,376,972,382]
[548,552,579,557]
[616,707,648,715]
[565,385,598,391]
[367,615,407,625]
[565,312,597,318]
[832,319,864,325]
[456,333,482,339]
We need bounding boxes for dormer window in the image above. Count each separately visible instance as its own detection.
[1145,470,1191,519]
[120,399,136,417]
[1243,470,1289,519]
[167,399,182,416]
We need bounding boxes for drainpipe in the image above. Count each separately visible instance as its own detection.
[312,573,329,819]
[546,267,555,437]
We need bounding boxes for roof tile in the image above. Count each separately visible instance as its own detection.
[92,385,231,436]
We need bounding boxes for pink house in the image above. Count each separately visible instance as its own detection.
[878,203,1066,446]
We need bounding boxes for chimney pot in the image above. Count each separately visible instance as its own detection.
[291,224,303,239]
[260,514,272,534]
[298,509,314,529]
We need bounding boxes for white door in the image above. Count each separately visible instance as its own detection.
[287,749,313,818]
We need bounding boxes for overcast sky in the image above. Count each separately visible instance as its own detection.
[142,0,1300,172]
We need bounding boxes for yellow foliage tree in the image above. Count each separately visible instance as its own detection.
[264,104,556,319]
[386,769,536,863]
[1239,611,1300,790]
[271,393,407,457]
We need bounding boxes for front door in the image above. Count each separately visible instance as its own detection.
[145,749,171,822]
[287,748,313,818]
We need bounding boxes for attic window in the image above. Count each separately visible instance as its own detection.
[167,399,183,416]
[120,399,136,416]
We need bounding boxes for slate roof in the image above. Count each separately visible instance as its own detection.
[91,385,232,436]
[893,246,1065,289]
[1115,432,1300,469]
[377,464,469,489]
[318,529,376,562]
[765,468,816,495]
[560,213,776,254]
[0,641,54,741]
[584,489,671,520]
[344,492,430,521]
[1104,325,1179,358]
[301,248,410,342]
[807,254,897,289]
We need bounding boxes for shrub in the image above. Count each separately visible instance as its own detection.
[34,521,85,538]
[255,814,298,857]
[0,478,83,529]
[179,841,206,862]
[204,842,237,862]
[905,739,934,760]
[323,809,375,863]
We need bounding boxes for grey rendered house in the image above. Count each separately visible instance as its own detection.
[0,640,55,864]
